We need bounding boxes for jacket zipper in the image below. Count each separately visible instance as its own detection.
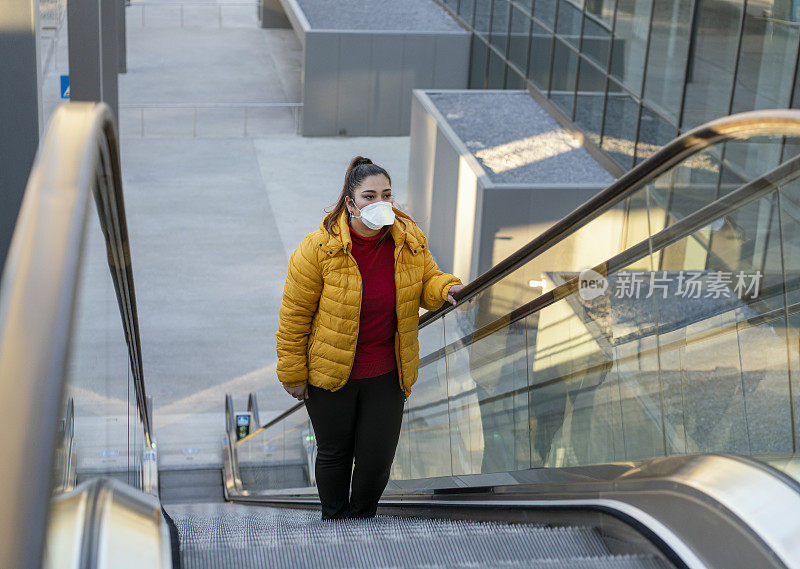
[394,238,406,398]
[346,248,363,381]
[308,327,318,352]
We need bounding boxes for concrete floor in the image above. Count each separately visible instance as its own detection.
[115,4,411,467]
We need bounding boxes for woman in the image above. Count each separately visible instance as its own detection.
[276,156,464,519]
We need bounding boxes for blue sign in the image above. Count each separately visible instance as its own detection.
[235,412,252,441]
[60,75,70,99]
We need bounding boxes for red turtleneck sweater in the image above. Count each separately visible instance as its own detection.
[349,227,398,379]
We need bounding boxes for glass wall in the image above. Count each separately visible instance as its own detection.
[440,0,800,174]
[57,183,148,492]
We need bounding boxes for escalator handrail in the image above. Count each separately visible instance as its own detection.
[0,103,151,569]
[419,108,800,327]
[239,109,800,440]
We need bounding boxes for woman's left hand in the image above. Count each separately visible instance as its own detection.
[447,284,465,306]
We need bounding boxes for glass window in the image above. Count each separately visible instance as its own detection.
[506,68,526,89]
[508,5,531,74]
[470,35,489,89]
[581,5,613,71]
[609,0,652,96]
[636,106,677,165]
[459,0,476,25]
[556,0,584,48]
[444,0,458,11]
[584,0,615,23]
[491,0,512,55]
[680,0,744,130]
[488,48,507,88]
[516,0,533,15]
[786,61,800,161]
[574,58,606,146]
[602,80,639,170]
[731,1,800,114]
[549,38,579,116]
[720,137,785,195]
[474,0,492,40]
[779,174,800,307]
[528,21,554,91]
[643,0,692,123]
[534,0,558,30]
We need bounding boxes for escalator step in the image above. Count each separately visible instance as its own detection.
[166,503,670,569]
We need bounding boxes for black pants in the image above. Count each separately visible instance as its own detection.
[305,369,405,519]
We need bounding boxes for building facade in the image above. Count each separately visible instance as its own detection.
[439,0,800,175]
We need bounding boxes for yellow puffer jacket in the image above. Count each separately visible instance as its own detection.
[276,208,461,396]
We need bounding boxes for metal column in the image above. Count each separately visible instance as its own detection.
[119,0,126,73]
[67,0,119,121]
[0,0,42,274]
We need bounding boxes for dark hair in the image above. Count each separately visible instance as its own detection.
[323,156,391,236]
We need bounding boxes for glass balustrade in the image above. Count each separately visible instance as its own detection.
[232,129,800,494]
[48,148,152,497]
[58,193,141,489]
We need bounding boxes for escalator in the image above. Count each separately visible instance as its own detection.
[4,103,800,569]
[222,110,800,569]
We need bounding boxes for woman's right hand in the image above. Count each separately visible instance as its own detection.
[284,383,309,400]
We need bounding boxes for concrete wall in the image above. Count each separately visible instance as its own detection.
[407,90,610,283]
[259,0,291,28]
[278,0,470,136]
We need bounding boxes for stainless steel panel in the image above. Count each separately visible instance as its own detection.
[433,34,471,89]
[335,33,372,136]
[428,126,462,274]
[369,33,405,136]
[407,93,439,231]
[302,32,339,136]
[399,34,436,135]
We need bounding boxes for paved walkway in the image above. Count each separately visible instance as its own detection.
[118,3,410,467]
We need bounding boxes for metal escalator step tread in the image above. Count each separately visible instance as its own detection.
[181,550,669,569]
[166,503,671,569]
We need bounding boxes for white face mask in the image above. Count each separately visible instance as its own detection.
[350,200,395,230]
